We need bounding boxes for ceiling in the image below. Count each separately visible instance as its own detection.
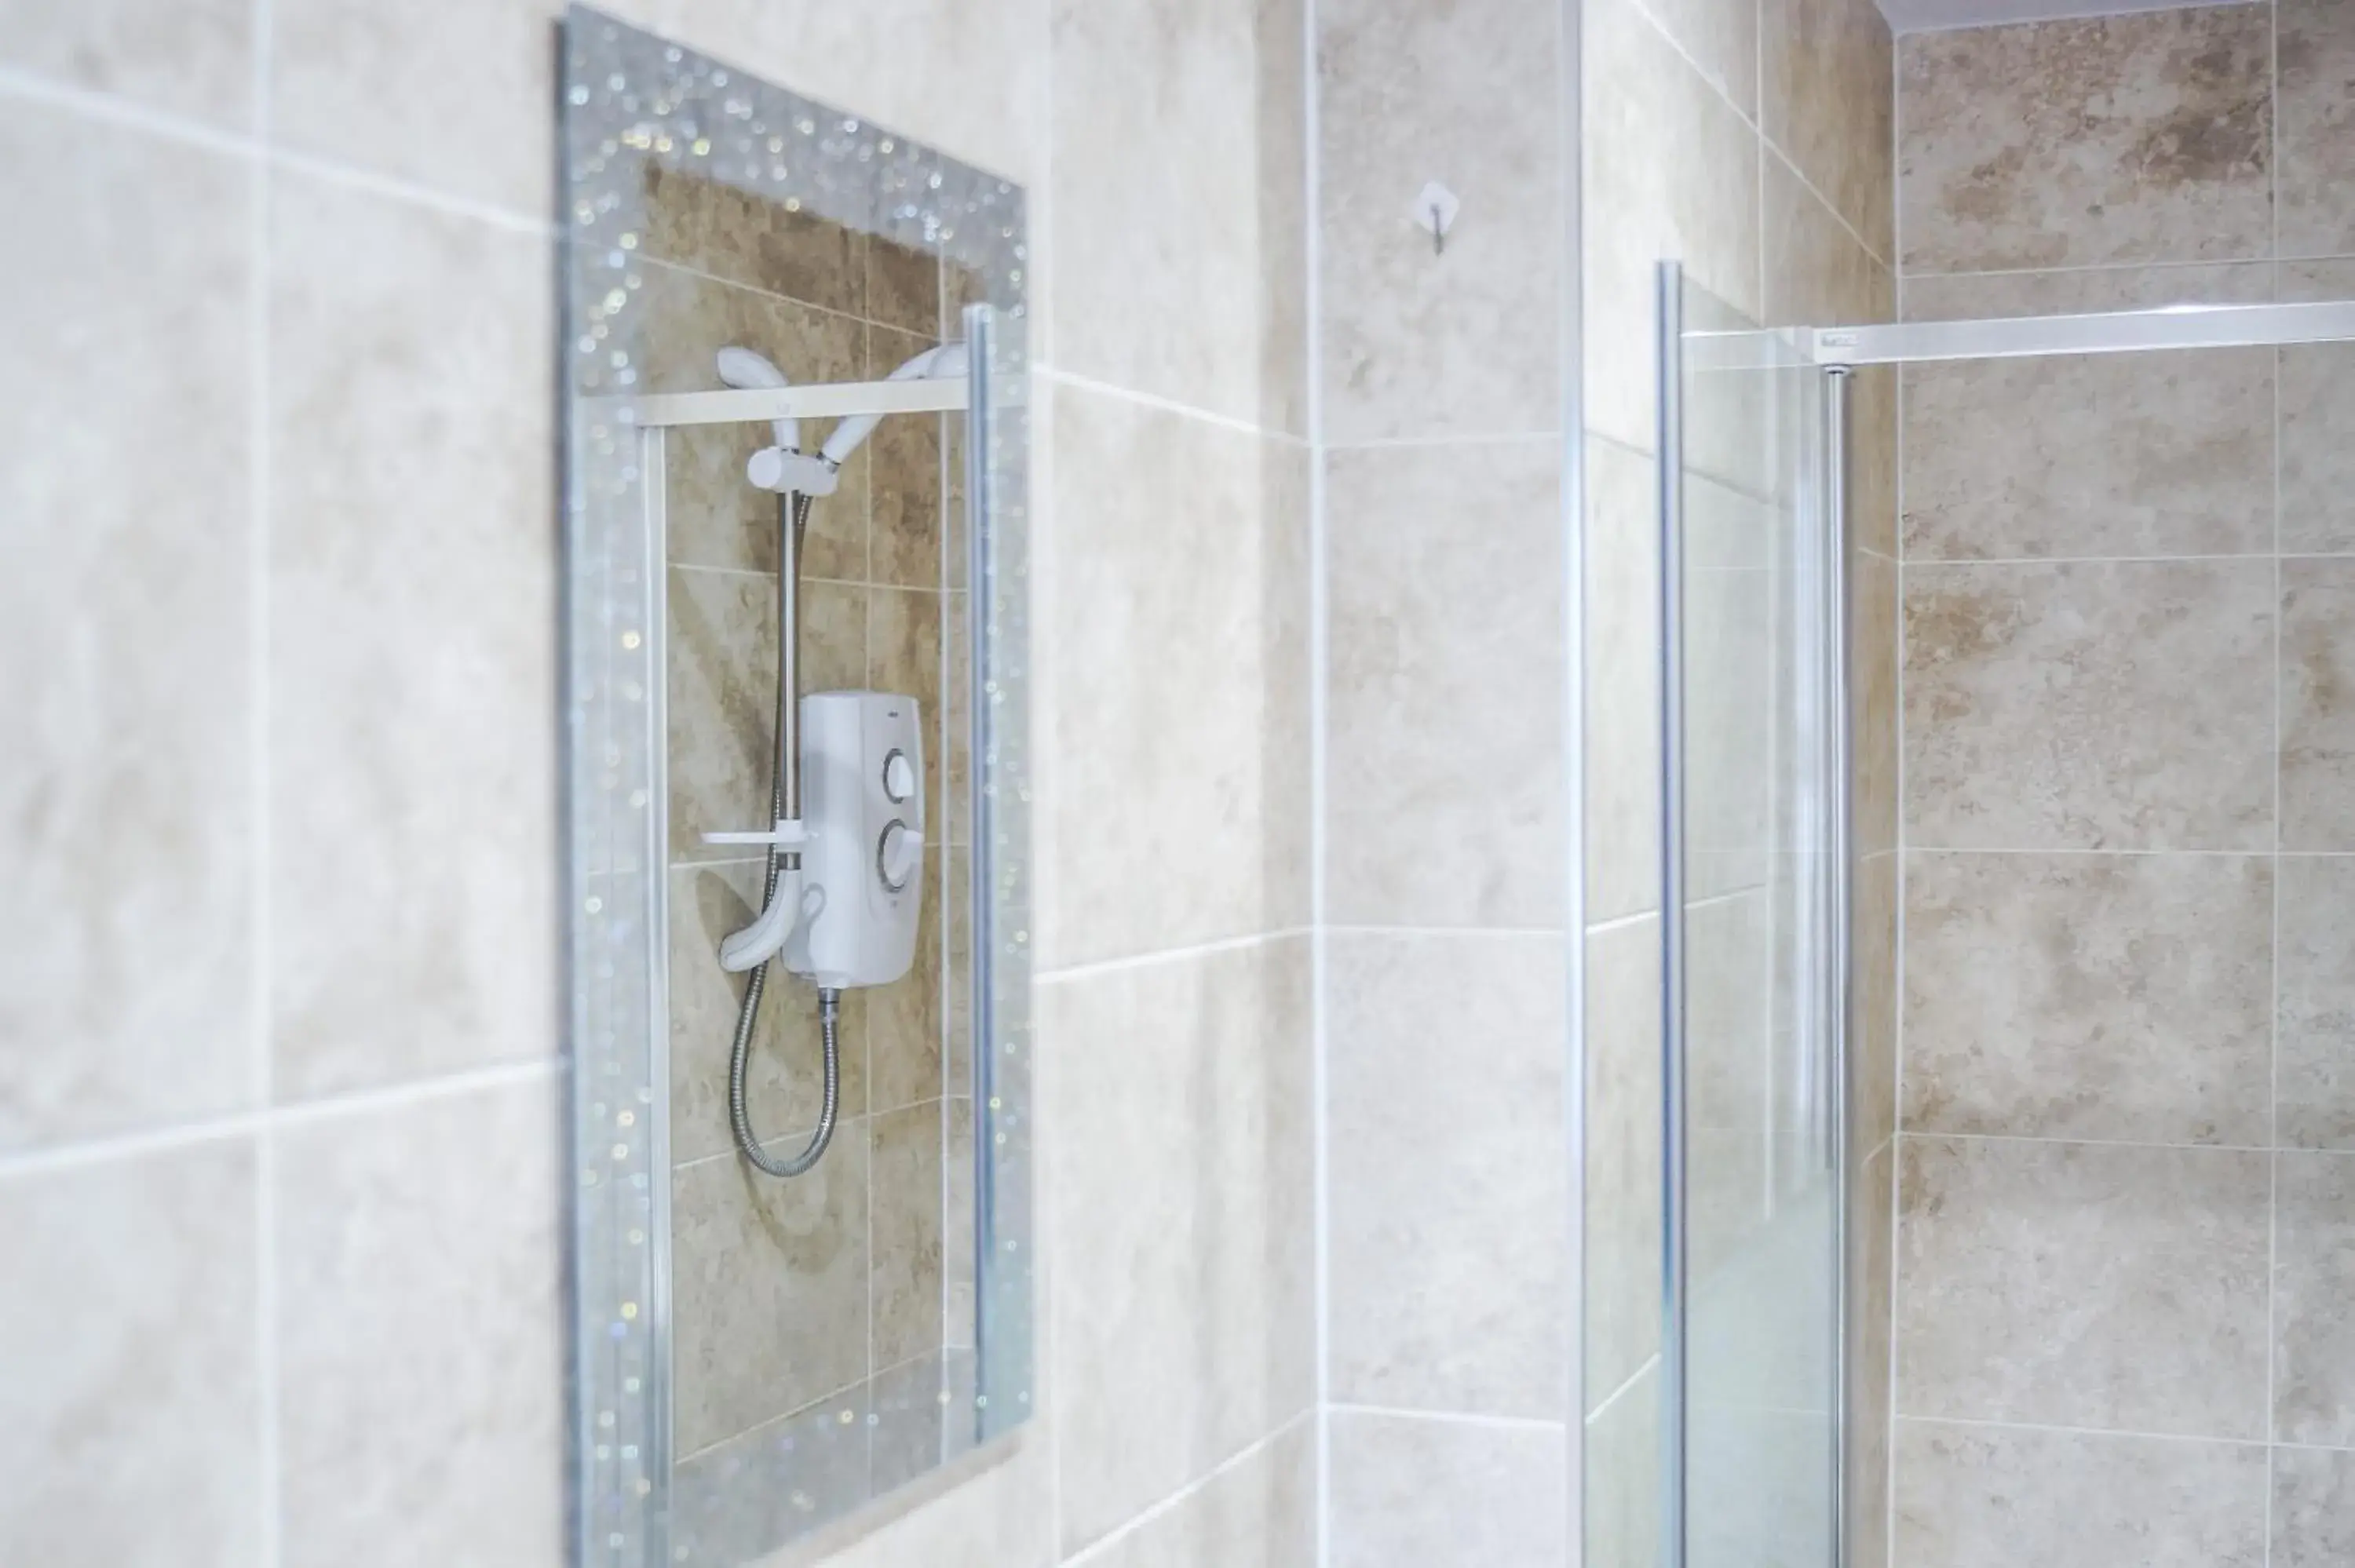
[1875,0,2258,32]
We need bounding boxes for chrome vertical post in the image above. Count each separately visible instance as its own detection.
[1656,260,1689,1568]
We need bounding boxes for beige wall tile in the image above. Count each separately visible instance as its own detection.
[1319,0,1561,443]
[868,852,945,1112]
[1329,1411,1568,1568]
[0,1143,259,1566]
[674,1389,872,1559]
[0,117,254,1150]
[1901,348,2273,562]
[1853,363,1898,559]
[1327,440,1563,928]
[1895,1136,2269,1438]
[2284,559,2355,851]
[1900,851,2273,1146]
[1762,0,1893,262]
[1327,933,1568,1418]
[870,585,944,828]
[1855,851,1899,1154]
[0,0,250,124]
[1584,916,1662,1412]
[268,173,558,1099]
[1042,937,1313,1553]
[669,859,871,1165]
[1856,551,1899,856]
[1042,390,1309,965]
[867,235,945,338]
[1892,1420,2267,1568]
[944,1094,975,1343]
[639,164,867,316]
[1763,148,1890,330]
[1849,1141,1895,1568]
[2279,856,2355,1151]
[2273,1445,2355,1568]
[1078,1420,1314,1568]
[1583,436,1662,924]
[272,0,559,217]
[1050,0,1305,433]
[1644,0,1758,117]
[872,403,946,589]
[871,1100,946,1368]
[1900,261,2275,322]
[1585,1367,1661,1568]
[1904,561,2274,851]
[671,1129,871,1455]
[2278,0,2355,261]
[1897,8,2272,273]
[2282,343,2355,555]
[1681,553,1774,899]
[666,565,780,863]
[276,1080,563,1566]
[804,1436,1053,1568]
[1583,0,1762,453]
[2275,1150,2355,1447]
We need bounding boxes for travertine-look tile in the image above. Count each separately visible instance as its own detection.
[2279,856,2355,1151]
[668,859,870,1165]
[1583,436,1661,924]
[1891,1420,2267,1568]
[1327,440,1563,928]
[944,1095,975,1344]
[1762,0,1893,261]
[1584,916,1662,1410]
[277,1080,563,1567]
[269,173,557,1099]
[2273,1445,2355,1568]
[1900,851,2273,1146]
[1043,389,1309,965]
[1904,561,2273,851]
[868,852,944,1112]
[1900,261,2274,323]
[867,234,944,337]
[1897,7,2272,272]
[2284,560,2355,851]
[666,566,780,865]
[2275,1151,2355,1448]
[1052,0,1305,433]
[1855,852,1899,1155]
[1329,1411,1568,1568]
[0,115,254,1149]
[1043,937,1314,1553]
[670,1129,871,1456]
[0,0,250,123]
[1763,148,1891,334]
[1849,1142,1895,1568]
[1856,551,1899,856]
[1583,0,1762,453]
[639,164,867,315]
[1900,348,2273,561]
[2280,342,2355,554]
[272,0,557,215]
[1319,0,1560,443]
[2279,0,2355,261]
[871,390,946,587]
[870,1100,945,1369]
[869,585,944,830]
[1896,1136,2270,1438]
[0,1143,258,1566]
[1328,933,1568,1418]
[1080,1419,1315,1568]
[1643,0,1758,117]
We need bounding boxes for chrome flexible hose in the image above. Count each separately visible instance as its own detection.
[726,489,841,1179]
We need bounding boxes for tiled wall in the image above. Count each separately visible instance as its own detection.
[0,0,1315,1563]
[1577,0,1898,1562]
[1892,5,2355,1566]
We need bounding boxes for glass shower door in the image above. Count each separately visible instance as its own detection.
[1657,263,1842,1568]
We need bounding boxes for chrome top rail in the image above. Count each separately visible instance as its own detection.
[1814,298,2355,366]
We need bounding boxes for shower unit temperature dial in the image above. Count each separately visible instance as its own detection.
[784,690,926,990]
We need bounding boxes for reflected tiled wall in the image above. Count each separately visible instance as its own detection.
[1893,6,2355,1565]
[0,0,1316,1564]
[1576,0,1898,1561]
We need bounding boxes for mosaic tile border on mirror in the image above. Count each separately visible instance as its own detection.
[559,9,1032,1565]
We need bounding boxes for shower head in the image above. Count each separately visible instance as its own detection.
[816,341,970,468]
[716,345,798,454]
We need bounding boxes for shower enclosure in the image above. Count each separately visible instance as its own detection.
[1656,264,2355,1567]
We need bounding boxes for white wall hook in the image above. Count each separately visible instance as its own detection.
[1412,181,1460,255]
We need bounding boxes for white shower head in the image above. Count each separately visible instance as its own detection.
[716,345,798,454]
[817,341,969,468]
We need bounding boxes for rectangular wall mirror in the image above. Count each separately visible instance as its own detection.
[560,11,1034,1563]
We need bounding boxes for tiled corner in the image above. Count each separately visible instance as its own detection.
[1762,151,1891,330]
[2277,0,2355,261]
[2278,855,2355,1151]
[1897,6,2272,272]
[1896,1136,2270,1439]
[1903,560,2273,852]
[275,1079,563,1567]
[1329,1410,1568,1568]
[2274,1151,2355,1448]
[1761,0,1893,263]
[0,1142,260,1566]
[1326,439,1564,928]
[0,113,254,1151]
[267,170,557,1100]
[1900,851,2273,1147]
[1327,932,1568,1420]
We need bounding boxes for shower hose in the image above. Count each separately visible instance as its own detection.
[728,488,842,1178]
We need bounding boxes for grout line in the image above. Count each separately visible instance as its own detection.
[1060,1410,1316,1568]
[1905,551,2298,568]
[1581,1354,1660,1426]
[1034,365,1309,448]
[1892,1410,2321,1451]
[670,1344,955,1468]
[1579,882,1780,939]
[250,2,279,1563]
[1904,845,2295,859]
[1895,1128,2295,1157]
[1324,429,1563,452]
[1328,1402,1570,1435]
[0,1059,564,1183]
[1031,927,1314,986]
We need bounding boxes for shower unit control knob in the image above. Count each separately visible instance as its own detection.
[783,690,926,991]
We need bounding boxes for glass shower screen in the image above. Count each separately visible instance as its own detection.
[1657,263,1844,1568]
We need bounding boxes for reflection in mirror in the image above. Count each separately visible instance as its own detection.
[561,11,1032,1563]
